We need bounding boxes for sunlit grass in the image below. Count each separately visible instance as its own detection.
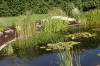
[0,14,51,26]
[42,19,69,32]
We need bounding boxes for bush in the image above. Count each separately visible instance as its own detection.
[0,0,100,16]
[82,0,100,11]
[48,7,66,16]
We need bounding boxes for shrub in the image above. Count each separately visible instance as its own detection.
[48,7,66,16]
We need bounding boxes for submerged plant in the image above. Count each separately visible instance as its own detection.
[58,48,81,66]
[58,49,73,66]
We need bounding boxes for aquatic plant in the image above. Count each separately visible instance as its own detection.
[12,32,66,48]
[83,9,100,28]
[58,49,73,66]
[12,11,37,48]
[46,41,80,50]
[16,11,36,40]
[42,19,68,32]
[64,32,97,40]
[58,48,81,66]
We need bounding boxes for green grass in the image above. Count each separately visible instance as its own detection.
[34,14,51,20]
[0,16,17,26]
[0,14,51,26]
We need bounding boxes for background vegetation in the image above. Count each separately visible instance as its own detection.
[0,0,100,16]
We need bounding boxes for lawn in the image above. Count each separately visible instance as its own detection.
[0,14,51,26]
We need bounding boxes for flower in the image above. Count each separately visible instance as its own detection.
[66,42,70,48]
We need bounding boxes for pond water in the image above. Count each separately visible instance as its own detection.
[0,26,100,66]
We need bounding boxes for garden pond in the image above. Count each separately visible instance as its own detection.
[0,25,100,66]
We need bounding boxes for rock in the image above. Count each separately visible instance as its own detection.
[52,16,76,22]
[4,29,14,34]
[0,32,3,37]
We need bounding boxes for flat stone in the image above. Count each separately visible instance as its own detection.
[4,29,14,34]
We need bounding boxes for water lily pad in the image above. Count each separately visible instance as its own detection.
[64,32,96,39]
[40,46,46,49]
[47,41,80,50]
[96,65,100,66]
[97,54,100,56]
[46,48,52,51]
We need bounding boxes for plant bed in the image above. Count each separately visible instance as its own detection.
[0,26,17,46]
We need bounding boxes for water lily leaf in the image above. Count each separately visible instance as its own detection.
[46,48,52,51]
[96,65,100,66]
[40,46,46,49]
[97,54,100,56]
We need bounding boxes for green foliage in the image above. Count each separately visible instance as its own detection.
[46,41,80,50]
[0,17,17,26]
[12,32,65,48]
[58,49,81,66]
[64,2,75,16]
[0,28,4,32]
[16,11,36,40]
[0,0,100,16]
[48,7,66,16]
[42,19,67,32]
[2,44,14,55]
[84,9,100,27]
[82,0,100,11]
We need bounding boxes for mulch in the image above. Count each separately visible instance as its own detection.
[0,26,18,46]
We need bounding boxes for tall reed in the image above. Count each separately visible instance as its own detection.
[14,11,36,48]
[58,49,73,66]
[58,48,81,66]
[16,12,36,40]
[42,19,66,32]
